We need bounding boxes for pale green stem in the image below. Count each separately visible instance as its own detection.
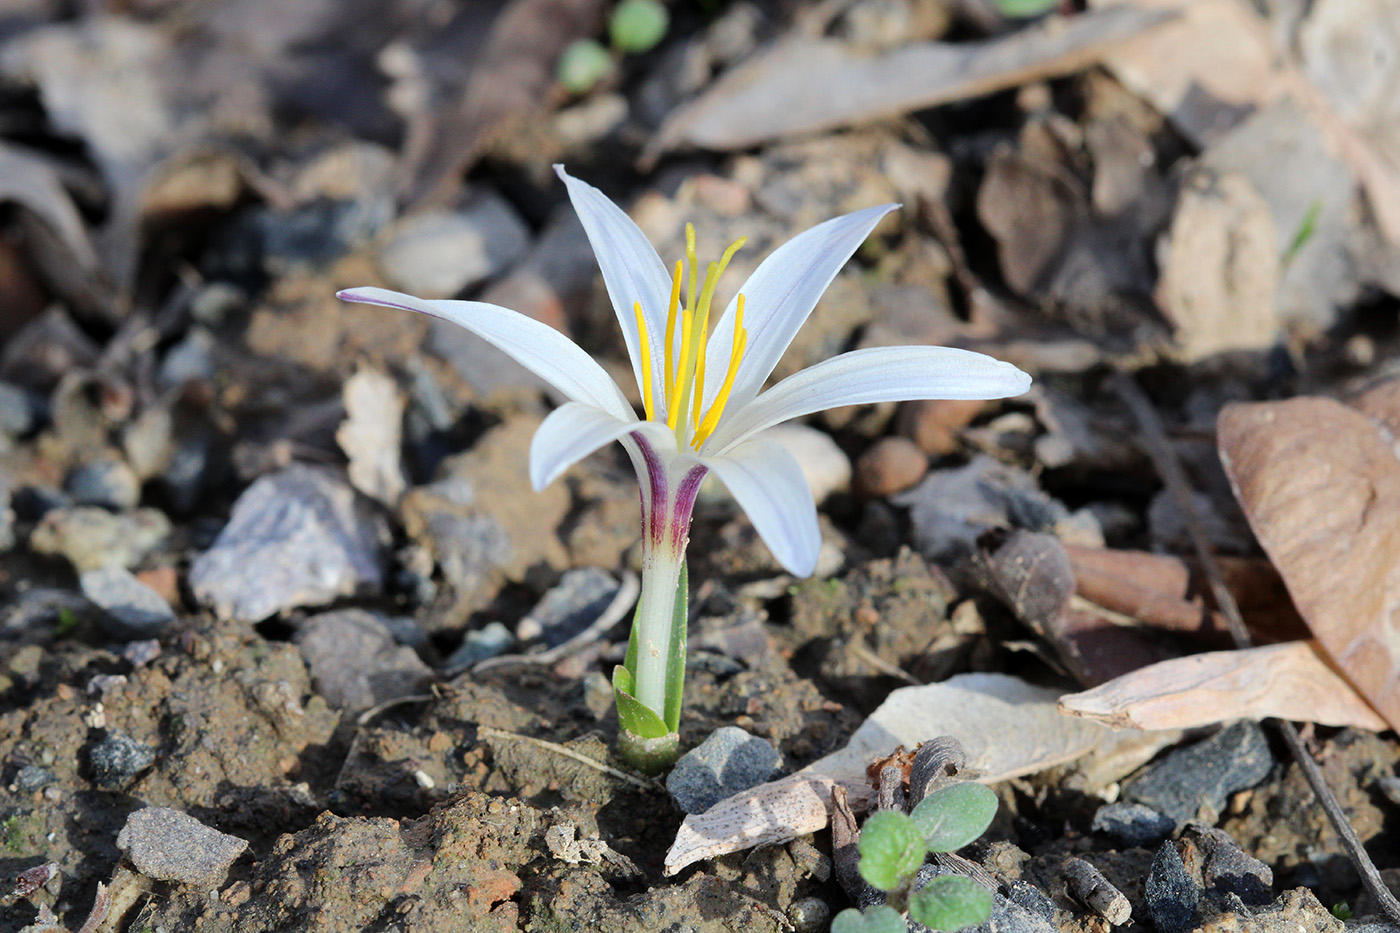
[633,543,683,716]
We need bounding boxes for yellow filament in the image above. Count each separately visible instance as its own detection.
[684,224,698,315]
[663,260,682,402]
[693,294,747,449]
[632,301,655,421]
[692,314,709,429]
[667,305,694,431]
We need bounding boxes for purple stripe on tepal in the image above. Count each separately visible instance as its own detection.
[670,465,709,551]
[632,430,668,544]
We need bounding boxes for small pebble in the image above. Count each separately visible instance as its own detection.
[1092,802,1176,848]
[296,609,433,710]
[116,806,249,887]
[89,731,155,789]
[769,423,852,504]
[897,398,985,455]
[1183,822,1273,906]
[1144,841,1199,933]
[378,194,530,298]
[29,506,171,572]
[189,464,387,622]
[65,457,141,510]
[445,621,516,669]
[517,568,619,646]
[14,764,55,792]
[855,436,928,497]
[787,896,830,933]
[79,567,176,640]
[667,726,780,814]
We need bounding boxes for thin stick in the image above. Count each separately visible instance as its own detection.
[478,726,658,790]
[1111,372,1400,925]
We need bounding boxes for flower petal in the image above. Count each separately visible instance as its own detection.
[701,437,821,576]
[701,203,898,413]
[704,345,1032,452]
[529,401,673,490]
[555,165,673,407]
[337,286,633,421]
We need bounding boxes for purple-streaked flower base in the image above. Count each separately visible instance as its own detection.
[633,430,707,553]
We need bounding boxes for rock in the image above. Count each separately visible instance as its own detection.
[65,456,141,510]
[30,506,171,572]
[0,380,39,437]
[13,764,55,791]
[1092,801,1176,848]
[337,367,406,506]
[667,727,780,814]
[897,398,985,456]
[787,896,831,933]
[445,621,516,669]
[296,609,433,710]
[1124,721,1274,828]
[1182,822,1273,907]
[1145,841,1200,933]
[89,731,155,789]
[419,510,512,599]
[893,456,1068,562]
[189,465,387,622]
[79,566,176,640]
[517,568,620,647]
[855,436,928,497]
[378,192,530,298]
[1157,170,1279,362]
[768,424,852,503]
[116,807,249,888]
[157,327,216,388]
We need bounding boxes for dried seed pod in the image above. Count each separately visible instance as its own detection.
[831,785,867,901]
[909,736,968,806]
[1062,856,1131,925]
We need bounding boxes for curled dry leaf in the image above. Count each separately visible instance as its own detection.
[1218,395,1400,731]
[647,6,1175,160]
[1059,640,1388,731]
[664,673,1173,875]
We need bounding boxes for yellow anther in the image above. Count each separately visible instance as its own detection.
[632,301,655,421]
[663,259,682,403]
[684,224,698,314]
[693,294,747,449]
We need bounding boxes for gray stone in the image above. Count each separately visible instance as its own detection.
[0,381,38,437]
[65,457,141,510]
[667,726,780,814]
[79,567,176,639]
[116,806,248,887]
[517,568,620,647]
[378,192,530,298]
[1124,721,1274,828]
[1145,841,1199,933]
[1184,822,1273,906]
[157,327,216,388]
[445,621,515,669]
[14,764,55,791]
[189,464,386,622]
[893,456,1068,562]
[296,609,432,710]
[89,731,155,789]
[1092,802,1176,848]
[30,506,171,572]
[423,511,511,596]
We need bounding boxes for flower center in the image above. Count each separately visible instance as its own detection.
[631,223,748,451]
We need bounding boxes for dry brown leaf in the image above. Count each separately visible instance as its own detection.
[400,0,606,207]
[664,673,1172,875]
[646,6,1175,160]
[1059,640,1387,731]
[1218,396,1400,731]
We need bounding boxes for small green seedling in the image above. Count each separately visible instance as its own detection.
[556,0,670,94]
[992,0,1060,17]
[836,778,998,932]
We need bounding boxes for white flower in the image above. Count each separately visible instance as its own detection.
[339,166,1030,577]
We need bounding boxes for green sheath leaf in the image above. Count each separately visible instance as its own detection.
[612,665,669,739]
[663,560,688,732]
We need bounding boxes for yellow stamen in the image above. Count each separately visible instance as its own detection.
[663,259,683,403]
[692,313,709,429]
[693,294,747,449]
[632,301,655,421]
[684,224,698,315]
[667,305,694,432]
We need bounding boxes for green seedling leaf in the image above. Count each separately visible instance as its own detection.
[663,561,688,733]
[858,810,926,892]
[612,665,669,739]
[610,0,669,53]
[908,876,994,931]
[832,905,908,933]
[911,782,998,853]
[992,0,1060,17]
[1282,200,1323,267]
[557,39,612,94]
